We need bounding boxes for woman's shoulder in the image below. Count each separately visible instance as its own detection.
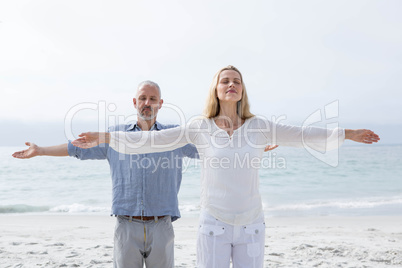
[186,115,213,129]
[245,115,272,126]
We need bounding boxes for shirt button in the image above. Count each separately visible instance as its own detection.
[209,231,214,236]
[255,229,259,234]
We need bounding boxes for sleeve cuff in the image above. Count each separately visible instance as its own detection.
[67,140,78,157]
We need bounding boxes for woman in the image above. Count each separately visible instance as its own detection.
[73,66,379,267]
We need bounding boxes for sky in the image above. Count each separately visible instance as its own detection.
[1,0,401,146]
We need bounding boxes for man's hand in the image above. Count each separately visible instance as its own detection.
[345,129,380,144]
[12,143,69,158]
[12,142,41,159]
[72,132,110,149]
[264,145,278,152]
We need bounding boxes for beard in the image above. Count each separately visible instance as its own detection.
[138,106,157,120]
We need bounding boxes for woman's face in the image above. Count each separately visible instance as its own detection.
[216,70,243,103]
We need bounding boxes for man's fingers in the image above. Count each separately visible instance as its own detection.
[12,151,25,158]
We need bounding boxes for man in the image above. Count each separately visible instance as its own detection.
[12,81,198,268]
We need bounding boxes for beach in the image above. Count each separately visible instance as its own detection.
[2,145,402,267]
[1,215,401,268]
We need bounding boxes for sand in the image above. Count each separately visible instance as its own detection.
[0,214,401,267]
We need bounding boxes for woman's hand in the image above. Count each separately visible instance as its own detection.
[345,129,380,144]
[264,145,278,152]
[72,132,110,148]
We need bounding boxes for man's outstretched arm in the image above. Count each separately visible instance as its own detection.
[12,142,68,159]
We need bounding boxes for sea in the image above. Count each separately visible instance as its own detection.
[1,144,401,218]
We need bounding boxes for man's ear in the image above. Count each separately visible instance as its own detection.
[133,98,137,108]
[159,99,163,109]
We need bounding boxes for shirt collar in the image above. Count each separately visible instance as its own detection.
[127,121,161,131]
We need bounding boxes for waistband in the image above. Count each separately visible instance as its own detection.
[118,215,168,222]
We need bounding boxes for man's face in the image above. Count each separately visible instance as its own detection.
[133,85,163,120]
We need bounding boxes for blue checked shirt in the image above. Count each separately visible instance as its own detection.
[68,121,198,221]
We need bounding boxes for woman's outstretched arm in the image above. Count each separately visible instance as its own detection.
[264,120,380,152]
[72,124,198,154]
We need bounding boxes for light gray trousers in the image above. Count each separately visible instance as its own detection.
[113,215,174,268]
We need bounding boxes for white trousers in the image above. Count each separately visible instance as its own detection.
[113,216,174,268]
[197,210,265,268]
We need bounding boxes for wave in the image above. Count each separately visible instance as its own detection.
[0,204,50,214]
[265,196,402,212]
[179,204,201,214]
[0,203,110,214]
[2,197,401,216]
[49,203,110,213]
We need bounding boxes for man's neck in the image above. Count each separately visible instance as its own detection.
[136,118,157,131]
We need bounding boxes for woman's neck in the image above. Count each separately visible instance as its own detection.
[215,102,244,132]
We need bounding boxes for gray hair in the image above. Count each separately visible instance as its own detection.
[137,80,161,98]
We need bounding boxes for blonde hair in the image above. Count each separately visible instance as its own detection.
[204,65,254,119]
